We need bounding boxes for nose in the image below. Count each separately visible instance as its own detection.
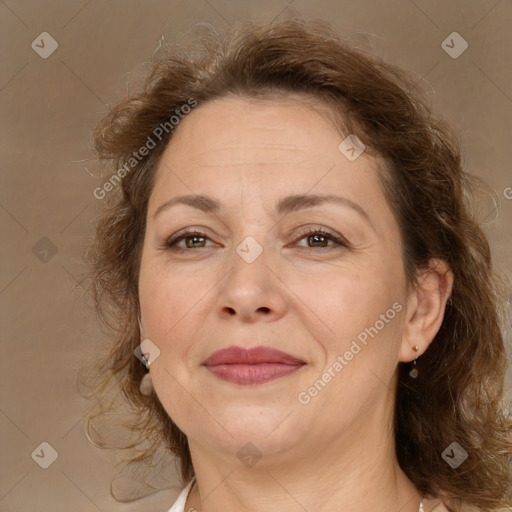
[215,241,288,323]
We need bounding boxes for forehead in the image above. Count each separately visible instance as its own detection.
[151,95,377,191]
[174,95,346,163]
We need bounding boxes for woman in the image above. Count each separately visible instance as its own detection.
[82,19,512,512]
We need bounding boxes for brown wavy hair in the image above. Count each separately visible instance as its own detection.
[79,18,512,511]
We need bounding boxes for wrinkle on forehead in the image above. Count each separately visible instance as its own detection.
[166,94,348,158]
[187,145,311,167]
[167,110,342,178]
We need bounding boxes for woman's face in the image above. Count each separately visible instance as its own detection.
[138,95,411,464]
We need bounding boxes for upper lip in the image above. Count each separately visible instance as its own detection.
[202,346,305,366]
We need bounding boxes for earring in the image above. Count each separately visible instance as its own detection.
[140,368,153,396]
[409,345,420,379]
[137,318,153,396]
[409,359,419,379]
[139,352,154,396]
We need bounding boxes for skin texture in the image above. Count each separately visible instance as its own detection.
[138,95,453,512]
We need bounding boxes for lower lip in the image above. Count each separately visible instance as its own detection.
[204,363,304,385]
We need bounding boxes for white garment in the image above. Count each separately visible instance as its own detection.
[167,477,196,512]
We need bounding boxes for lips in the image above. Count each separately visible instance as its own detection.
[203,346,304,366]
[202,346,305,385]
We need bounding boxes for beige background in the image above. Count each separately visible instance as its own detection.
[1,1,511,511]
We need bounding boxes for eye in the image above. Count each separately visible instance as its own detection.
[165,229,216,252]
[292,226,349,249]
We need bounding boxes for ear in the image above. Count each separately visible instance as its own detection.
[399,259,454,363]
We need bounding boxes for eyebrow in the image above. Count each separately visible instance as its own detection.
[153,193,373,227]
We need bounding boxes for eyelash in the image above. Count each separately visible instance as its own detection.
[164,226,349,253]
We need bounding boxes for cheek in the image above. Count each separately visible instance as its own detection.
[300,270,404,410]
[290,262,398,343]
[302,262,406,387]
[138,265,214,428]
[138,261,225,390]
[139,263,210,339]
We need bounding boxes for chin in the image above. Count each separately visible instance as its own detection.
[189,406,305,456]
[209,426,302,464]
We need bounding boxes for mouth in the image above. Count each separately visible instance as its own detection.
[202,345,306,385]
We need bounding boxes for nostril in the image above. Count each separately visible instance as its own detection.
[258,307,271,314]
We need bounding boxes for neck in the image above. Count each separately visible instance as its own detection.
[185,405,422,512]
